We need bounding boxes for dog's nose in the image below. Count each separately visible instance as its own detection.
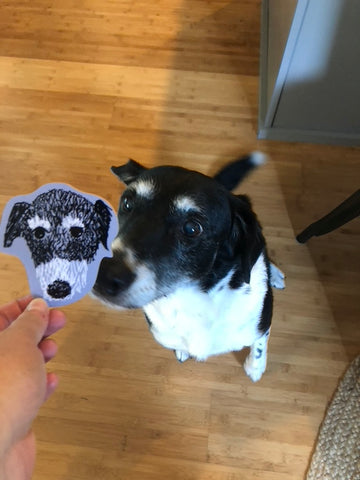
[94,257,135,297]
[47,280,72,299]
[103,276,128,296]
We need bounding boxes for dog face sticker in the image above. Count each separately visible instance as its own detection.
[0,184,118,307]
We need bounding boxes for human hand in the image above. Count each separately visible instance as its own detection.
[0,296,66,480]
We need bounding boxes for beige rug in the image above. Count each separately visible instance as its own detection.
[306,355,360,480]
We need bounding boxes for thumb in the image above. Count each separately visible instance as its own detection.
[11,298,50,344]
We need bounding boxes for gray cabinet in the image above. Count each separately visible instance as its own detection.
[259,0,360,145]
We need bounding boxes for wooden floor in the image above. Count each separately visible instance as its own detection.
[0,1,359,479]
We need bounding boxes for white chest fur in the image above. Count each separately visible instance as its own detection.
[144,253,269,360]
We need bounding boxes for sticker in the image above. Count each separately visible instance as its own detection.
[0,183,118,307]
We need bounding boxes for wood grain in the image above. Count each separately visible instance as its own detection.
[0,1,359,479]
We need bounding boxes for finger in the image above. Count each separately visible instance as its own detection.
[12,298,50,344]
[39,338,58,362]
[0,295,33,331]
[43,309,67,338]
[45,372,59,401]
[13,295,34,312]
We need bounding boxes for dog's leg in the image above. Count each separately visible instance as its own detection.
[174,350,191,363]
[269,263,285,289]
[244,329,270,382]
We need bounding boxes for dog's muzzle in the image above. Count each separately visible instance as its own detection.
[35,258,88,301]
[94,256,136,298]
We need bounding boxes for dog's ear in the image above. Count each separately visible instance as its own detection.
[222,195,265,286]
[111,159,147,185]
[3,202,30,247]
[94,200,112,249]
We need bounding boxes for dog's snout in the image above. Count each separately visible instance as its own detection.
[47,280,72,299]
[104,276,127,296]
[95,256,136,297]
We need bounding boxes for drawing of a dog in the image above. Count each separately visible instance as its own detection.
[3,187,113,302]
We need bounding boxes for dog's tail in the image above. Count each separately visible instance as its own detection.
[213,151,267,191]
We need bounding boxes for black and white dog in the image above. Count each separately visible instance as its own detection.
[93,153,284,381]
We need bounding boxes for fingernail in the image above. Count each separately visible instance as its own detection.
[27,298,48,312]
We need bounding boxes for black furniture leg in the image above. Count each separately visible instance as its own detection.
[296,189,360,243]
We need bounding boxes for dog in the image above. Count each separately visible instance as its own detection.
[2,186,114,303]
[93,153,284,381]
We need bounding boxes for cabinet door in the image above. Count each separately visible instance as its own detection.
[259,0,360,145]
[274,0,360,134]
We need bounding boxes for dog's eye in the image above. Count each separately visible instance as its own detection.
[33,227,47,239]
[70,226,83,238]
[120,194,134,213]
[182,220,203,237]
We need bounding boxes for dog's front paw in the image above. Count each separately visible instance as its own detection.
[269,263,285,289]
[244,355,266,382]
[174,350,190,363]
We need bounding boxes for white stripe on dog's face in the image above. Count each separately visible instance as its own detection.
[173,196,201,213]
[111,237,137,268]
[27,215,51,231]
[62,215,84,229]
[110,236,158,307]
[111,237,124,252]
[133,179,156,199]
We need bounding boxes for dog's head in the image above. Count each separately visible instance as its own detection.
[3,188,113,301]
[93,159,265,309]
